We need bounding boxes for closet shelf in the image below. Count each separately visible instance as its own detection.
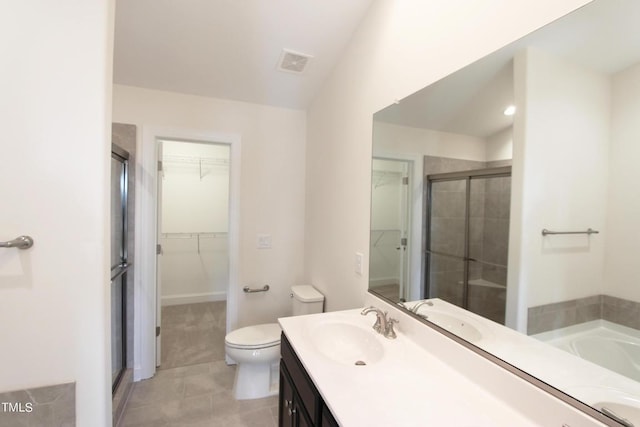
[160,232,227,254]
[161,232,227,239]
[372,170,406,188]
[162,154,229,180]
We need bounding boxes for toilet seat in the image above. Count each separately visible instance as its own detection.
[225,323,281,350]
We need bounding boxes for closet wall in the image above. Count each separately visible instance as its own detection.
[160,140,230,305]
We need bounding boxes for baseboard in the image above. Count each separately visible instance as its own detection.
[161,291,227,306]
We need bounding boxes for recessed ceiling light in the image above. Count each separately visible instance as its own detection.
[503,105,516,116]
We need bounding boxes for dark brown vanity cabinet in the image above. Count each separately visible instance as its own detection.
[279,334,339,427]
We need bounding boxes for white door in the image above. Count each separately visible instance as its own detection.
[155,141,164,367]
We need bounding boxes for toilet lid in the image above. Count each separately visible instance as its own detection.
[225,323,281,349]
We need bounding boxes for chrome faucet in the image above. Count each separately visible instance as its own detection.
[361,306,398,339]
[410,300,433,314]
[397,300,433,321]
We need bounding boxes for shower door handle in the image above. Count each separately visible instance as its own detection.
[0,235,34,250]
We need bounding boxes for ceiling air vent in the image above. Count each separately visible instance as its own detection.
[277,49,313,74]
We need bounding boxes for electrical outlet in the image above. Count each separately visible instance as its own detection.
[355,252,363,275]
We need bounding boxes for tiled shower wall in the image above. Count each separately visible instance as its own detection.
[528,295,640,335]
[426,156,484,305]
[482,160,511,287]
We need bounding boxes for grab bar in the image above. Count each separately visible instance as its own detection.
[0,235,34,250]
[243,284,270,293]
[541,228,599,236]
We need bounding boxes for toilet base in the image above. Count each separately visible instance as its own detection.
[232,360,279,400]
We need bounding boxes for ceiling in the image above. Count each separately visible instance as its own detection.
[374,0,640,138]
[113,0,375,109]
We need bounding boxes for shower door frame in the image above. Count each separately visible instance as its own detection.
[424,166,511,310]
[111,144,131,394]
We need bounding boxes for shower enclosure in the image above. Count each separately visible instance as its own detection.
[425,166,511,324]
[111,145,130,392]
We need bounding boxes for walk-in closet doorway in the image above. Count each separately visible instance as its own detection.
[156,139,231,370]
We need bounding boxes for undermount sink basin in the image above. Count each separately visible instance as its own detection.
[415,310,483,343]
[310,321,384,366]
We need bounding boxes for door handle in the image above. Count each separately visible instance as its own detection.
[0,235,34,250]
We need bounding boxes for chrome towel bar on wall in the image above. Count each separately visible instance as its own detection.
[541,228,599,236]
[0,235,34,249]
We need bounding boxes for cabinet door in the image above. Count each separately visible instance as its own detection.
[280,361,316,427]
[321,404,339,427]
[279,362,295,427]
[295,401,313,427]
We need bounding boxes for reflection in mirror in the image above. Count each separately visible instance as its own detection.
[370,0,640,424]
[426,166,511,324]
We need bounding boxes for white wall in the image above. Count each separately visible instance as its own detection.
[486,127,513,162]
[112,85,307,326]
[373,122,486,161]
[371,159,404,231]
[604,62,640,301]
[305,0,591,312]
[162,141,230,233]
[0,1,114,426]
[513,48,610,314]
[160,141,230,304]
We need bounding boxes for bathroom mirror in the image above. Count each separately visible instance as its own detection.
[370,0,640,422]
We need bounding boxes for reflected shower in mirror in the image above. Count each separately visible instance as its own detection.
[369,0,640,423]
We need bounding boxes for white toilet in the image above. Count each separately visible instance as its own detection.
[225,285,324,400]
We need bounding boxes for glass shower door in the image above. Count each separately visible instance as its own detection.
[426,178,468,307]
[467,175,510,324]
[425,167,511,324]
[111,147,130,392]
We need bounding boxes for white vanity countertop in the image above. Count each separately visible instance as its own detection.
[279,307,599,427]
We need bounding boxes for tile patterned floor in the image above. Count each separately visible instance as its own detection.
[118,302,279,427]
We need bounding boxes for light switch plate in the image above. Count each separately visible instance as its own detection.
[257,234,272,249]
[355,252,363,275]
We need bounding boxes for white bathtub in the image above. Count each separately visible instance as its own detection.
[534,320,640,382]
[535,320,640,425]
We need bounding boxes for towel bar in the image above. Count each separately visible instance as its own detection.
[541,228,599,236]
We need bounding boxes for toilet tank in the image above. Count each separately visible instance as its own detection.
[291,285,324,315]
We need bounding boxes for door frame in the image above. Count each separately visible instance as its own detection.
[371,151,423,301]
[134,126,241,381]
